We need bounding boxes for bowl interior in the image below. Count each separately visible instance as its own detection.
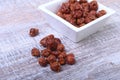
[39,0,115,32]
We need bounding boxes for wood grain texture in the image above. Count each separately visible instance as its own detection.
[0,0,120,80]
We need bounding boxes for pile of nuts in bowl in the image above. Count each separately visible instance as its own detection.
[30,29,76,72]
[57,0,106,27]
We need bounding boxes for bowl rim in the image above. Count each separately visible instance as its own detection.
[38,0,115,32]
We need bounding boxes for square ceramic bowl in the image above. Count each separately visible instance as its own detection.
[38,0,115,42]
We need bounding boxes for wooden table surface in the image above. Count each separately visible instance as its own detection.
[0,0,120,80]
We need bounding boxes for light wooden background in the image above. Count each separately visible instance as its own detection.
[0,0,120,80]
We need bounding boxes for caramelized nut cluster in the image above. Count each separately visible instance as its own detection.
[57,0,106,27]
[31,34,76,72]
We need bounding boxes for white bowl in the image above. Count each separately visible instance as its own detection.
[38,0,115,42]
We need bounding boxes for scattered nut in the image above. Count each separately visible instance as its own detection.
[41,49,51,57]
[38,57,47,67]
[47,34,55,39]
[52,51,60,57]
[58,58,66,65]
[29,28,39,37]
[67,53,75,57]
[47,55,56,63]
[31,48,40,57]
[50,62,61,72]
[31,34,76,72]
[54,38,61,45]
[66,53,76,65]
[57,44,65,52]
[40,37,48,47]
[47,38,57,51]
[58,52,67,59]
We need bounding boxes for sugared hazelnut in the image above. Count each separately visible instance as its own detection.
[72,10,82,18]
[58,58,66,65]
[52,51,61,57]
[74,2,82,10]
[54,38,61,45]
[29,28,39,37]
[71,18,77,25]
[84,17,92,24]
[79,23,85,27]
[50,62,61,72]
[61,3,70,14]
[31,48,40,57]
[64,14,72,22]
[97,10,106,17]
[47,39,57,51]
[47,55,56,63]
[57,11,65,19]
[89,1,98,11]
[67,53,75,57]
[81,3,89,12]
[41,49,51,57]
[38,57,47,67]
[58,52,67,59]
[40,34,55,47]
[40,37,47,47]
[57,44,65,52]
[47,34,55,39]
[66,53,76,65]
[82,10,89,18]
